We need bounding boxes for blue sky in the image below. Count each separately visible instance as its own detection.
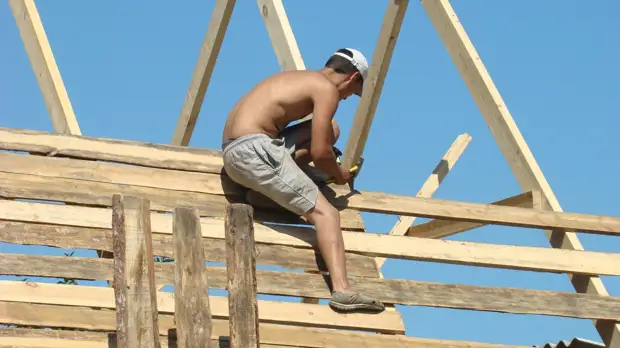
[1,0,619,346]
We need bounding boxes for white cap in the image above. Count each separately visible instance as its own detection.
[332,48,369,82]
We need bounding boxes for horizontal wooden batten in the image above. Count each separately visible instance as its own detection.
[407,191,535,238]
[0,171,365,231]
[2,200,620,275]
[0,304,526,348]
[0,281,405,334]
[0,127,224,173]
[3,253,620,320]
[1,151,619,235]
[0,221,379,278]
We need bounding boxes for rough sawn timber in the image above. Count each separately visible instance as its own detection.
[3,253,620,320]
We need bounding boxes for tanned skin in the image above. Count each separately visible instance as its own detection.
[222,67,363,294]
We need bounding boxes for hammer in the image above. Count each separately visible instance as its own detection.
[326,156,364,190]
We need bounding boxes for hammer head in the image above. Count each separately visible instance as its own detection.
[348,157,364,191]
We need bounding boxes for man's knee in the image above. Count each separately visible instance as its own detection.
[307,194,340,222]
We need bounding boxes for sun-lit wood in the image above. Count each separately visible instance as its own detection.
[2,0,616,346]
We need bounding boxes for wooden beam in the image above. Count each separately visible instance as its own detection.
[225,203,260,348]
[8,1,80,135]
[0,307,528,348]
[111,195,160,348]
[0,281,405,333]
[3,201,620,276]
[257,0,305,72]
[0,170,366,231]
[0,220,379,278]
[420,0,620,345]
[171,0,236,146]
[376,132,471,268]
[256,0,315,123]
[5,253,620,321]
[172,207,212,347]
[407,191,534,238]
[2,152,620,235]
[342,0,409,169]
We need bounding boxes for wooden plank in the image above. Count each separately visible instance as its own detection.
[8,1,80,135]
[0,281,406,333]
[0,127,224,173]
[111,195,160,348]
[420,1,620,345]
[0,221,379,277]
[407,191,534,238]
[171,0,237,146]
[5,253,620,320]
[341,0,409,169]
[173,207,212,347]
[0,328,298,348]
[256,0,314,124]
[3,200,620,276]
[225,203,260,348]
[257,0,305,72]
[0,170,366,231]
[2,152,620,235]
[0,304,527,348]
[377,133,471,268]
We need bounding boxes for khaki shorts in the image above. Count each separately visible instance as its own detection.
[222,130,319,216]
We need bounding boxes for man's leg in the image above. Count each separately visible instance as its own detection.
[302,192,350,293]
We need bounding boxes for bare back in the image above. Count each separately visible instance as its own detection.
[222,70,336,141]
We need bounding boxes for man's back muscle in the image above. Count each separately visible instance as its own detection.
[222,70,336,141]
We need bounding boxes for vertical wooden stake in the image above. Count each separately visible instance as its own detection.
[112,194,161,348]
[173,206,213,347]
[225,203,259,348]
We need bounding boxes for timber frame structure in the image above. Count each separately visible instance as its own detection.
[1,0,619,347]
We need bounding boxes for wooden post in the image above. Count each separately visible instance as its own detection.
[225,203,259,348]
[112,194,161,348]
[173,206,213,347]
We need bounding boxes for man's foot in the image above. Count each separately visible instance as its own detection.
[328,291,385,313]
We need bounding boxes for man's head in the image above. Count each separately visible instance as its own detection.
[323,48,369,99]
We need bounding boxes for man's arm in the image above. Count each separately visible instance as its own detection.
[309,80,346,183]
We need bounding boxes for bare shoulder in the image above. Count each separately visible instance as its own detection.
[298,71,338,98]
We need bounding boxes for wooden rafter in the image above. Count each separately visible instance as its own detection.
[420,0,620,345]
[256,0,316,123]
[8,0,80,135]
[257,0,305,71]
[376,132,471,268]
[341,0,409,169]
[171,0,236,146]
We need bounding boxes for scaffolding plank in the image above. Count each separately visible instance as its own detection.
[4,253,620,320]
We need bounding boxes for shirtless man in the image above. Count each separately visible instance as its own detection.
[221,48,384,312]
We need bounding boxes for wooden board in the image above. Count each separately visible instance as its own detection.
[0,221,379,278]
[0,281,405,334]
[0,171,366,230]
[3,253,620,320]
[0,305,530,348]
[1,151,618,235]
[2,200,620,276]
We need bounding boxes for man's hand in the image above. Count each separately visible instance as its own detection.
[332,166,352,185]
